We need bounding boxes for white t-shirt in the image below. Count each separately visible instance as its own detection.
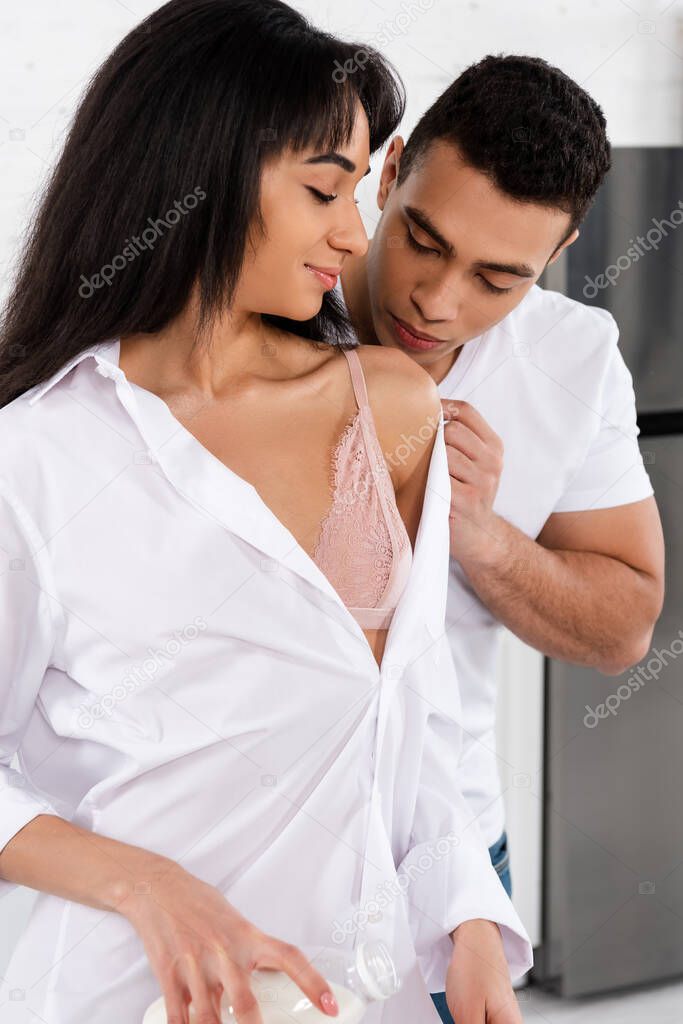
[339,281,654,846]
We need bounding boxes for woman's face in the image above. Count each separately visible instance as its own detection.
[234,100,371,322]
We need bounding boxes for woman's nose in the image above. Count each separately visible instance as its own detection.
[329,199,369,258]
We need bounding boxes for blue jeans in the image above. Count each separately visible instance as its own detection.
[430,831,512,1024]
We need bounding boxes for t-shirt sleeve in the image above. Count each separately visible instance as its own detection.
[552,324,654,513]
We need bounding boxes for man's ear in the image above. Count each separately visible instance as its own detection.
[377,136,405,211]
[547,227,580,265]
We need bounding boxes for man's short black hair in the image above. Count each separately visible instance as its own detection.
[397,54,611,239]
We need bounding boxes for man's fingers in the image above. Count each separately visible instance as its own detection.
[444,419,487,461]
[442,398,502,450]
[446,445,481,486]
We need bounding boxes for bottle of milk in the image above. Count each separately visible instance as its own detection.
[142,940,401,1024]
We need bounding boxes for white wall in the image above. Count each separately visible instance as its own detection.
[2,0,682,973]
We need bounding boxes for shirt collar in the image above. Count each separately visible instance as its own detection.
[27,338,122,406]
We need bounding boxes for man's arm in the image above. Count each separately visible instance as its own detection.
[444,399,665,676]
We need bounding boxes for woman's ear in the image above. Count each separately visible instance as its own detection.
[377,136,405,211]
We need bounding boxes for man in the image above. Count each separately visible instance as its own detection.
[339,54,665,1023]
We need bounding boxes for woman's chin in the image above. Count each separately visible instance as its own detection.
[266,298,325,323]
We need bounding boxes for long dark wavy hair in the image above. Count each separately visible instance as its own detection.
[0,0,405,408]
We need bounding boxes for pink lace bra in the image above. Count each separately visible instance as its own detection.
[312,347,413,630]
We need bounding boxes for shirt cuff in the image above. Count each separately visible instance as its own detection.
[0,767,61,898]
[397,832,534,993]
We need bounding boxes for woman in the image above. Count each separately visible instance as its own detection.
[0,1,531,1022]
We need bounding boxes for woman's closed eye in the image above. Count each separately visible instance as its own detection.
[306,186,361,206]
[307,186,337,204]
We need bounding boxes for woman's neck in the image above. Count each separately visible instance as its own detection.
[118,304,317,403]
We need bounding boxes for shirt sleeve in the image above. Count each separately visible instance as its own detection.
[396,631,534,993]
[0,481,62,892]
[553,321,654,513]
[394,417,533,992]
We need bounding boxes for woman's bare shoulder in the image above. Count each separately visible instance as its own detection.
[352,343,442,486]
[352,342,440,406]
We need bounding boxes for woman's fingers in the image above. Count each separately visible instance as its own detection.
[126,863,334,1024]
[182,953,223,1024]
[184,951,265,1024]
[159,980,190,1024]
[214,956,263,1024]
[254,939,339,1018]
[224,974,264,1024]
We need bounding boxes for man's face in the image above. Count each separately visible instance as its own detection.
[365,139,577,370]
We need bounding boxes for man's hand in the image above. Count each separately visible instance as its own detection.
[440,395,663,671]
[442,399,504,565]
[446,919,523,1023]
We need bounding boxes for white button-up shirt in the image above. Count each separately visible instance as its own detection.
[0,339,532,1023]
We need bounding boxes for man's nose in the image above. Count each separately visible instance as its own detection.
[411,277,460,323]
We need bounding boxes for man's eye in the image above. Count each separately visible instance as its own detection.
[406,227,439,256]
[477,274,513,295]
[307,187,338,204]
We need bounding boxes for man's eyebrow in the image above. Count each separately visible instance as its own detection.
[303,152,371,176]
[474,259,535,278]
[405,204,535,277]
[404,205,456,255]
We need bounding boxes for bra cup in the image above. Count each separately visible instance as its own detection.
[312,350,413,628]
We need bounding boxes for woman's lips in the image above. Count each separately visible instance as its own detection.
[304,264,340,290]
[390,314,445,351]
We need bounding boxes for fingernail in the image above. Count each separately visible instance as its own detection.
[320,990,339,1015]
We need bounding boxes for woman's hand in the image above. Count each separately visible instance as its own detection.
[117,856,339,1024]
[445,919,523,1024]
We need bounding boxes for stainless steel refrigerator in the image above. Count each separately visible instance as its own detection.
[534,147,683,997]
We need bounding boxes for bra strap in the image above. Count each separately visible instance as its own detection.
[343,347,370,414]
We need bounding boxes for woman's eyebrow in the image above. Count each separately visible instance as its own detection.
[303,152,371,176]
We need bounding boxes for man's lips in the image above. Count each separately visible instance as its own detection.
[390,314,446,350]
[304,264,341,289]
